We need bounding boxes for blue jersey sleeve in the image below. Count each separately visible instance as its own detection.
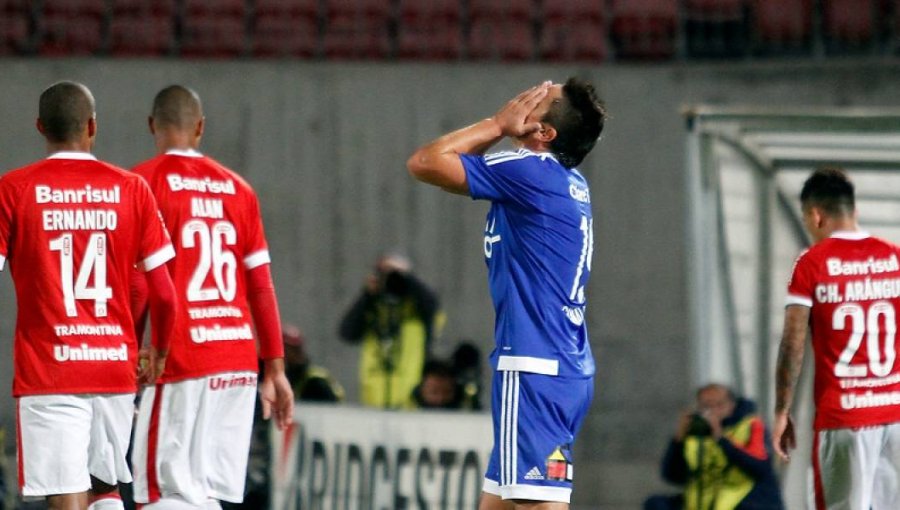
[461,151,544,206]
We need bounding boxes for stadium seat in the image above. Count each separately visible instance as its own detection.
[684,0,748,57]
[539,0,607,62]
[179,0,247,57]
[610,0,678,59]
[180,16,247,57]
[822,0,875,52]
[110,0,175,16]
[39,0,107,55]
[0,0,30,55]
[540,18,607,62]
[468,18,535,61]
[255,0,319,18]
[183,0,245,16]
[751,0,812,54]
[542,0,606,21]
[109,15,173,56]
[468,0,534,20]
[322,0,392,59]
[42,0,106,17]
[396,0,462,59]
[252,14,318,57]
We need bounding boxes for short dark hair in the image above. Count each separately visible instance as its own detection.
[542,77,606,169]
[800,167,855,217]
[38,81,95,143]
[151,85,202,129]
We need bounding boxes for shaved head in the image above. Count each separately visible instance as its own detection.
[39,81,95,143]
[151,85,203,130]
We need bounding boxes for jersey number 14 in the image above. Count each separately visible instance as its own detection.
[49,232,112,318]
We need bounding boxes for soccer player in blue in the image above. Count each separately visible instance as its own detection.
[407,79,605,509]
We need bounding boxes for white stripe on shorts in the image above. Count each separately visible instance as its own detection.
[500,371,520,487]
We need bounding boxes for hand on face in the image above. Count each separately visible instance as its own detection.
[492,82,552,138]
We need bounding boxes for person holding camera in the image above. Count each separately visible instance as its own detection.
[339,253,442,408]
[644,384,784,510]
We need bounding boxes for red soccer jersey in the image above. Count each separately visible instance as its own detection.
[0,152,174,396]
[787,231,900,430]
[133,149,270,382]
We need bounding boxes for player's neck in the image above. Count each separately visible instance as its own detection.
[155,133,200,155]
[46,140,92,155]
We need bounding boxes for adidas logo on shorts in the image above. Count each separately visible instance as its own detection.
[524,467,544,480]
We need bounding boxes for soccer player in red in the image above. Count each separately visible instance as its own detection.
[129,85,293,510]
[0,81,177,510]
[775,167,900,510]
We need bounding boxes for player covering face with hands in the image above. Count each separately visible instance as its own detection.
[408,79,605,510]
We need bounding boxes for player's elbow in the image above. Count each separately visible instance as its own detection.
[406,151,433,182]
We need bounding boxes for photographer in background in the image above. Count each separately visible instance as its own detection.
[644,384,784,510]
[339,253,442,408]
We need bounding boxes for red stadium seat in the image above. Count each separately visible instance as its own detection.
[251,14,318,57]
[0,0,30,55]
[540,18,607,62]
[822,0,875,50]
[109,15,173,56]
[42,0,106,17]
[255,0,319,17]
[398,0,461,20]
[183,0,245,16]
[323,17,391,58]
[469,0,534,20]
[542,0,606,22]
[396,0,462,59]
[610,0,678,59]
[180,16,246,57]
[468,18,535,61]
[396,25,462,59]
[684,0,744,20]
[325,0,392,20]
[39,14,104,55]
[322,0,392,59]
[110,0,175,16]
[752,0,812,52]
[684,0,748,57]
[39,0,107,55]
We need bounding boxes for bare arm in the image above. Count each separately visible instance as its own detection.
[406,82,550,195]
[773,304,810,461]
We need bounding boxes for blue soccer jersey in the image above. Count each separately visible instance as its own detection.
[461,149,595,379]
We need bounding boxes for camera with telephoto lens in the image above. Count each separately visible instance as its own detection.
[686,413,712,436]
[382,270,411,298]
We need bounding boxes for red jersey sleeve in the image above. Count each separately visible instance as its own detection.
[134,177,175,272]
[786,249,815,308]
[241,190,270,270]
[0,176,16,269]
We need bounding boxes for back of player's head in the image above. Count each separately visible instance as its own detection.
[542,77,606,169]
[38,81,95,143]
[800,167,855,217]
[151,85,203,130]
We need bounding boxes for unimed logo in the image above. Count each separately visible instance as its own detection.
[54,343,128,362]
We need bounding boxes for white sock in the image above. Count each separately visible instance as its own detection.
[140,496,205,510]
[87,498,125,510]
[203,500,222,510]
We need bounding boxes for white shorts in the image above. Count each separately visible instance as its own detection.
[131,372,258,505]
[17,393,135,497]
[814,423,900,510]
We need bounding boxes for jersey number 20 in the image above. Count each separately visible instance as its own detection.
[833,301,897,378]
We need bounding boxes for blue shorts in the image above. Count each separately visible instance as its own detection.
[483,369,594,503]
